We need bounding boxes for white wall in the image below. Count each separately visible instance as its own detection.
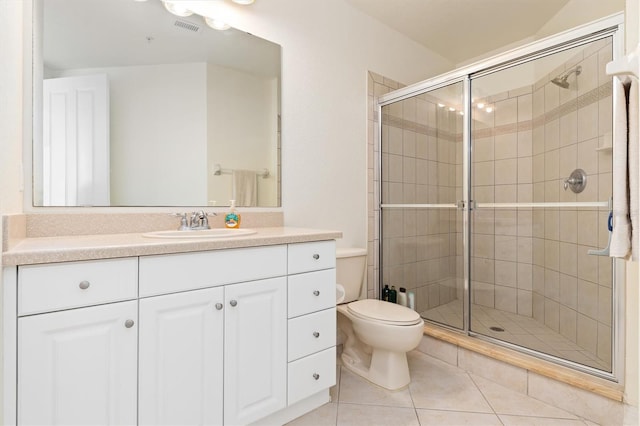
[536,0,625,39]
[206,63,278,207]
[57,63,209,206]
[185,0,453,248]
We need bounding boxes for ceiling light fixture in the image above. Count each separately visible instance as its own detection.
[437,103,445,108]
[163,1,193,17]
[477,102,485,109]
[232,0,255,4]
[485,107,493,113]
[205,17,231,30]
[448,107,455,111]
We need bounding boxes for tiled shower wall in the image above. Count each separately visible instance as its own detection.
[531,38,613,366]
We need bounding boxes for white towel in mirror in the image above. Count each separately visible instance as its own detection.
[232,170,257,207]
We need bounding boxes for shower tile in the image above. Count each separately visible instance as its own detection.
[495,235,517,261]
[559,144,578,179]
[518,130,533,157]
[495,98,518,126]
[533,239,545,267]
[403,130,417,157]
[533,292,545,322]
[544,119,560,151]
[388,126,403,154]
[544,268,560,301]
[532,210,545,237]
[517,263,533,290]
[495,210,517,236]
[544,149,560,180]
[577,245,598,283]
[598,172,612,201]
[495,261,517,287]
[559,110,578,147]
[517,94,533,122]
[495,185,516,203]
[545,180,560,202]
[577,103,598,143]
[577,211,598,246]
[577,53,598,97]
[559,273,578,310]
[532,153,545,184]
[474,136,495,162]
[495,133,518,160]
[388,154,403,182]
[473,280,495,308]
[495,159,518,184]
[533,125,545,156]
[598,256,612,287]
[517,290,533,317]
[517,157,533,184]
[402,183,416,203]
[577,137,598,176]
[544,299,560,332]
[544,209,560,240]
[559,305,577,342]
[544,82,560,111]
[559,210,578,243]
[577,279,598,320]
[517,183,533,202]
[576,313,598,354]
[559,242,578,276]
[474,161,495,186]
[495,286,517,313]
[597,323,612,366]
[517,210,533,236]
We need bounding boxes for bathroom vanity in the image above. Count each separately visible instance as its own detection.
[2,225,340,425]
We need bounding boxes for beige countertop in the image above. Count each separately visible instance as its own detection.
[2,227,342,266]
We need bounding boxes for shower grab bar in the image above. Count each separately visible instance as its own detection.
[476,201,609,209]
[588,211,613,256]
[380,203,458,209]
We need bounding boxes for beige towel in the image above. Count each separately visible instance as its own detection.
[232,170,257,207]
[610,76,631,258]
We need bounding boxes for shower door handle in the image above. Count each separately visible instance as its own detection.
[588,212,613,256]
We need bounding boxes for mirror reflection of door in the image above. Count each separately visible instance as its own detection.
[42,74,110,206]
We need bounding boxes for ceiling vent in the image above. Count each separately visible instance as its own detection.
[174,19,202,34]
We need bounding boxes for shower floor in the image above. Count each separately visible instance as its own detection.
[422,300,611,372]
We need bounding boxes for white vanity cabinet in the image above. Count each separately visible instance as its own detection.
[8,238,337,426]
[16,258,138,426]
[286,241,337,405]
[138,245,288,425]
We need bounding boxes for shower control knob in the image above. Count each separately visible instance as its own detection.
[313,254,320,260]
[79,280,90,290]
[313,331,320,338]
[230,300,238,307]
[215,303,223,310]
[313,290,320,296]
[313,373,320,380]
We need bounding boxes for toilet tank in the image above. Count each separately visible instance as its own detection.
[336,248,368,303]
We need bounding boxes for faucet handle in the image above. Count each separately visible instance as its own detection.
[169,213,189,230]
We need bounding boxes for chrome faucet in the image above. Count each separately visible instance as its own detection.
[189,210,216,230]
[171,211,216,231]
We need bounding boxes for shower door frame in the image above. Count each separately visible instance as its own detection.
[377,13,625,382]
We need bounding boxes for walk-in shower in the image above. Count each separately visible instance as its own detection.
[377,17,624,380]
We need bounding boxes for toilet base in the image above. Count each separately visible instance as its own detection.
[341,348,411,391]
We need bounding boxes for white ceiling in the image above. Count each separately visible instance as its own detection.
[344,0,572,64]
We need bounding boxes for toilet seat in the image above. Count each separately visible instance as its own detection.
[347,299,422,326]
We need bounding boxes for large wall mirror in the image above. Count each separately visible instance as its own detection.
[32,0,281,207]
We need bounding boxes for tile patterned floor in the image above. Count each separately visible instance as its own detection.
[287,350,600,426]
[422,300,611,371]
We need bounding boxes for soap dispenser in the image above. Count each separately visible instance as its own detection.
[224,200,241,229]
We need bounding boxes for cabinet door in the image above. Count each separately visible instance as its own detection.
[18,301,137,426]
[224,277,287,425]
[139,287,224,426]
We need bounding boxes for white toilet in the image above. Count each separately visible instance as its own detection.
[336,248,424,390]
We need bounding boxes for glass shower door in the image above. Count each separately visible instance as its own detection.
[469,37,614,372]
[380,81,466,330]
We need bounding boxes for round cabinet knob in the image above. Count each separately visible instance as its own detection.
[215,303,223,310]
[124,319,135,328]
[230,300,238,307]
[313,290,320,296]
[313,373,320,380]
[313,331,320,338]
[313,254,320,260]
[78,280,90,290]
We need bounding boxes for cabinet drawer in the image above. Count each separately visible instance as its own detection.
[288,241,336,274]
[139,245,287,297]
[18,258,138,316]
[288,347,336,406]
[288,269,336,318]
[288,308,336,361]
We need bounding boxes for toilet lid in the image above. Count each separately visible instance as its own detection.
[347,299,422,325]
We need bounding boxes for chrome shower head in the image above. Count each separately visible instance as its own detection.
[551,65,582,89]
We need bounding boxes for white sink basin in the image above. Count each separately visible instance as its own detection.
[143,228,257,239]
